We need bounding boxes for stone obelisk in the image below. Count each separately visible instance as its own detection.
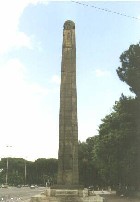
[31,20,104,202]
[57,20,79,187]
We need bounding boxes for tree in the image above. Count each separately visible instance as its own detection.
[94,95,139,190]
[117,42,140,191]
[78,42,140,192]
[34,158,58,185]
[117,42,140,97]
[0,158,58,186]
[78,137,101,187]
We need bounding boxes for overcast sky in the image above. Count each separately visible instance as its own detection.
[0,0,139,161]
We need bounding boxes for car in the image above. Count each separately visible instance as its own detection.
[24,184,29,187]
[88,186,94,191]
[17,185,22,188]
[35,185,38,188]
[1,184,8,188]
[30,185,35,189]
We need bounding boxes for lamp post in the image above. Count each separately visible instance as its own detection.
[24,156,28,185]
[25,159,27,185]
[5,157,8,185]
[5,145,12,185]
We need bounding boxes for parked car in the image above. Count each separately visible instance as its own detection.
[24,184,29,187]
[35,185,38,188]
[1,184,8,188]
[17,185,22,188]
[88,186,94,191]
[30,185,35,189]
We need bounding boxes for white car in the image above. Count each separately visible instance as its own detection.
[30,185,35,189]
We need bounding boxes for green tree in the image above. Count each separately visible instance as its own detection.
[34,158,58,186]
[117,42,140,190]
[0,158,58,186]
[78,137,100,187]
[117,42,140,97]
[0,158,25,185]
[94,95,138,190]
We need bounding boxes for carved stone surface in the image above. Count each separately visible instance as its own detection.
[63,20,75,30]
[57,20,79,186]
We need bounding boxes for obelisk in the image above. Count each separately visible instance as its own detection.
[31,20,104,202]
[57,20,79,187]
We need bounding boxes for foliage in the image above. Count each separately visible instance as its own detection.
[34,158,58,185]
[94,95,138,188]
[116,42,140,190]
[0,158,58,186]
[117,42,140,97]
[78,95,139,190]
[78,137,101,187]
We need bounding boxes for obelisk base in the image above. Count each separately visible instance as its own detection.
[51,185,84,190]
[30,188,104,202]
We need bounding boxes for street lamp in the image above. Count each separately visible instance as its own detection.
[5,157,8,185]
[5,145,12,185]
[24,156,28,185]
[25,159,27,185]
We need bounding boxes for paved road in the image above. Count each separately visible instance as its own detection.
[0,187,46,202]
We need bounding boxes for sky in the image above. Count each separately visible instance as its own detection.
[0,0,140,161]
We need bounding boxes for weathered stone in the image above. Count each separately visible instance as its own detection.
[31,187,104,202]
[57,20,79,186]
[30,193,104,202]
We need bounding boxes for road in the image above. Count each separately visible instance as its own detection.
[1,188,139,202]
[0,187,46,202]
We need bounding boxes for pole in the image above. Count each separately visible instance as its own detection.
[5,145,12,185]
[25,160,27,185]
[5,157,8,185]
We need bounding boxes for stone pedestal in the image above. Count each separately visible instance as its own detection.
[30,188,104,202]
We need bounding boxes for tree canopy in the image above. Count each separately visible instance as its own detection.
[117,42,140,97]
[0,158,58,186]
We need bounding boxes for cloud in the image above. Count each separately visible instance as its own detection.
[0,0,56,160]
[50,75,61,85]
[0,58,58,160]
[0,1,30,53]
[29,83,49,96]
[94,69,111,77]
[0,0,49,54]
[137,15,140,20]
